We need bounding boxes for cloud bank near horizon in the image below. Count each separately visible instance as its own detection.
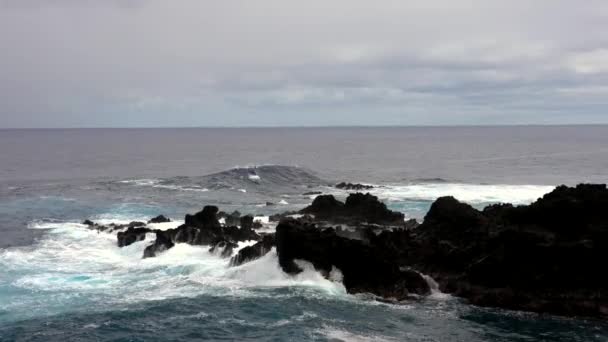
[1,0,608,127]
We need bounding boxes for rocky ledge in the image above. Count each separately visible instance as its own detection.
[82,184,608,318]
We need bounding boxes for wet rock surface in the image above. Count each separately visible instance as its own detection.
[80,184,608,318]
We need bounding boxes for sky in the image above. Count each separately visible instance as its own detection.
[1,0,608,128]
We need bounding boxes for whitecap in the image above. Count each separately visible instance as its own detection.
[368,183,554,205]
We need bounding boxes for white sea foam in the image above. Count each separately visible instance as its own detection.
[119,179,208,192]
[420,273,451,300]
[248,174,261,181]
[367,183,554,205]
[147,220,184,231]
[253,216,270,224]
[278,199,289,205]
[1,216,347,320]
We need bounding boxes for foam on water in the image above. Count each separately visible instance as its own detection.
[369,183,554,205]
[0,216,346,322]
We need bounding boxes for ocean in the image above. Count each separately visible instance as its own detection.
[1,126,608,341]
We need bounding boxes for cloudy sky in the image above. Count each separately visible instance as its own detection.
[1,0,608,127]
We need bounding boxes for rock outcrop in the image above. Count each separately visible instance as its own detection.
[148,215,171,224]
[81,183,608,318]
[407,184,608,318]
[275,218,430,299]
[140,206,261,258]
[230,234,275,266]
[300,193,404,225]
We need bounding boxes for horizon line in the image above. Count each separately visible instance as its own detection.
[2,123,608,130]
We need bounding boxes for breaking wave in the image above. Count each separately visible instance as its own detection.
[0,216,346,323]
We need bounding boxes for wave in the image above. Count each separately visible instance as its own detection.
[365,183,554,205]
[0,215,345,322]
[117,165,327,194]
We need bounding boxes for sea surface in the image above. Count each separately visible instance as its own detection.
[1,126,608,341]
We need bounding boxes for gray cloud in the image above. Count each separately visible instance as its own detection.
[1,0,608,127]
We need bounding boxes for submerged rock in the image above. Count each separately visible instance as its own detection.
[302,191,322,196]
[335,182,374,190]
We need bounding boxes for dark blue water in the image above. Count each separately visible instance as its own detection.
[1,126,608,341]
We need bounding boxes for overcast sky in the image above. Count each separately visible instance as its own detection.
[1,0,608,127]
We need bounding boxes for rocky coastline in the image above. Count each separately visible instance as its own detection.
[82,183,608,319]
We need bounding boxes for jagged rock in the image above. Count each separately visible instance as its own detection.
[300,193,404,225]
[117,227,153,247]
[143,231,174,258]
[275,219,430,299]
[240,215,254,230]
[185,206,221,230]
[302,191,322,196]
[218,210,241,227]
[148,215,171,224]
[135,206,261,258]
[209,240,238,258]
[82,219,95,226]
[230,234,275,266]
[335,182,374,190]
[409,184,608,318]
[128,221,146,228]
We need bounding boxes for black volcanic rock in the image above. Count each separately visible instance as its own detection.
[240,215,254,230]
[148,215,171,224]
[336,182,374,190]
[275,219,430,299]
[117,227,153,247]
[300,195,343,219]
[408,184,608,318]
[210,240,238,258]
[134,206,262,258]
[300,193,404,225]
[143,231,174,258]
[230,234,275,266]
[185,205,221,230]
[218,210,241,227]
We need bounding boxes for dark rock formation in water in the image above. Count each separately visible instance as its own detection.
[85,183,608,318]
[300,193,404,225]
[117,227,152,247]
[275,218,430,299]
[220,211,242,227]
[83,219,146,234]
[141,206,261,258]
[230,234,275,266]
[335,182,374,190]
[143,231,174,258]
[148,215,171,224]
[407,184,608,318]
[302,191,322,196]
